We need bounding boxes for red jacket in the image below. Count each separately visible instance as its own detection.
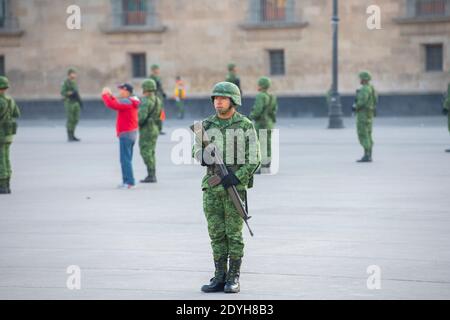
[102,94,140,136]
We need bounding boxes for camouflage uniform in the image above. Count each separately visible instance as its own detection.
[355,71,378,162]
[139,79,162,183]
[444,83,450,132]
[0,77,20,194]
[60,69,82,141]
[150,65,167,133]
[193,82,260,294]
[250,77,278,169]
[225,63,242,95]
[444,83,450,152]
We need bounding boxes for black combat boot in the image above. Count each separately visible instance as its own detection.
[357,151,371,163]
[446,149,450,153]
[368,149,373,162]
[224,258,242,294]
[140,170,157,183]
[0,179,8,195]
[68,130,80,142]
[201,257,227,293]
[72,130,81,142]
[6,178,11,194]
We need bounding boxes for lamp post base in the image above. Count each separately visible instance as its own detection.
[328,115,345,129]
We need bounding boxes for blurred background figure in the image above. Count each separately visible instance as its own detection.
[225,63,242,96]
[139,79,162,184]
[149,64,167,135]
[60,68,83,142]
[0,76,20,195]
[102,84,140,190]
[250,76,278,174]
[173,76,187,120]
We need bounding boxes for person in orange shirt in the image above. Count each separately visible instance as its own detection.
[174,76,187,120]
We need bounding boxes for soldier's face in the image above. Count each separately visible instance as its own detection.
[152,68,160,76]
[69,73,77,80]
[214,96,232,114]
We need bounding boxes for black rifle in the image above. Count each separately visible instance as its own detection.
[191,122,254,237]
[70,90,84,109]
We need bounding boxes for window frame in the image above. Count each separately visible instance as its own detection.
[130,53,147,79]
[268,49,286,76]
[424,43,444,72]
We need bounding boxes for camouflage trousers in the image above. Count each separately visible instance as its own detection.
[139,126,159,174]
[255,123,273,166]
[357,113,374,152]
[0,142,12,180]
[203,188,245,260]
[176,100,185,119]
[65,102,81,132]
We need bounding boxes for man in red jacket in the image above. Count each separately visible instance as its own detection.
[102,84,140,189]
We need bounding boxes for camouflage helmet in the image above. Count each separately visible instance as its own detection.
[258,76,271,90]
[359,71,372,82]
[211,82,242,107]
[67,68,77,75]
[142,79,157,92]
[0,76,10,90]
[151,64,160,71]
[228,63,236,72]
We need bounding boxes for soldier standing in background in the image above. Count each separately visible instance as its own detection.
[139,79,162,183]
[149,65,167,135]
[192,82,260,294]
[353,71,378,163]
[173,76,187,120]
[443,82,450,153]
[61,68,83,142]
[249,77,278,174]
[0,76,21,195]
[225,63,242,95]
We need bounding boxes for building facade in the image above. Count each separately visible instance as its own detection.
[0,0,449,115]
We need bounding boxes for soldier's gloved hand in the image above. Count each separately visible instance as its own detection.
[221,172,241,190]
[443,109,448,116]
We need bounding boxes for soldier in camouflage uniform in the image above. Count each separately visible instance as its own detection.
[353,71,378,163]
[443,83,450,153]
[192,82,260,294]
[61,68,82,142]
[139,79,162,183]
[0,76,20,194]
[149,65,167,135]
[225,63,242,95]
[250,77,278,173]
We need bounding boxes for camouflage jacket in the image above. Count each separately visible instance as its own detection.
[150,75,167,100]
[138,95,162,130]
[445,83,450,110]
[60,79,80,104]
[249,91,278,128]
[192,112,261,192]
[225,73,242,93]
[356,84,378,113]
[0,93,20,142]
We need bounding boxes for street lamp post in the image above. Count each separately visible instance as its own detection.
[328,0,344,129]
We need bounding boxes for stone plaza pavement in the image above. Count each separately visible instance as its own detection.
[0,117,449,300]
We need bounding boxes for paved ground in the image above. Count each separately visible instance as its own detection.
[1,117,450,300]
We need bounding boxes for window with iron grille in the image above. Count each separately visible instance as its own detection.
[269,50,285,76]
[260,0,286,22]
[122,0,147,26]
[416,0,447,17]
[131,53,147,78]
[0,56,4,76]
[425,44,443,71]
